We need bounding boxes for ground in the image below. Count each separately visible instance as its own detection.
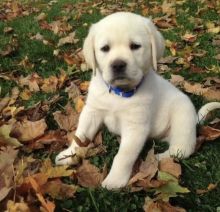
[0,0,220,212]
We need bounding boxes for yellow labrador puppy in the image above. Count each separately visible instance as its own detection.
[56,12,220,189]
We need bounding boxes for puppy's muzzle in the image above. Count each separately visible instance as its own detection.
[111,59,127,78]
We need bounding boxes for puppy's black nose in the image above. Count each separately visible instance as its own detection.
[111,60,127,74]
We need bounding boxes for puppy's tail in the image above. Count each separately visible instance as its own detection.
[198,102,220,124]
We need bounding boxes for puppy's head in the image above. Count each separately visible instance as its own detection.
[83,12,165,90]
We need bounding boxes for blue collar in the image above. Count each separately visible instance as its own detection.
[107,77,144,98]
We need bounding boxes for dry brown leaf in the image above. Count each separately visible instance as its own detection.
[162,1,176,16]
[158,56,178,64]
[41,76,58,93]
[0,39,19,57]
[143,197,186,212]
[129,148,158,185]
[0,96,10,113]
[36,12,47,21]
[53,104,79,131]
[196,183,218,194]
[58,32,79,47]
[76,160,104,188]
[74,96,85,113]
[154,16,176,29]
[40,159,74,178]
[170,74,220,101]
[165,40,177,56]
[20,88,32,101]
[41,179,77,199]
[199,126,220,141]
[6,200,30,212]
[65,81,81,100]
[4,27,14,33]
[182,33,197,42]
[0,146,18,201]
[18,56,34,69]
[11,119,47,142]
[34,130,67,146]
[79,81,90,92]
[63,53,79,66]
[0,124,22,147]
[28,176,55,212]
[40,20,72,36]
[159,158,181,178]
[18,73,41,92]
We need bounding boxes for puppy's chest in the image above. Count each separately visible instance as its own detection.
[104,112,121,135]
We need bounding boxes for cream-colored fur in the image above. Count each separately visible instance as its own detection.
[55,12,218,189]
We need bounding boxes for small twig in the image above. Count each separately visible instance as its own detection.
[57,151,76,161]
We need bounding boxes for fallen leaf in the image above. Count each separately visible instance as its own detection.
[165,40,177,56]
[158,56,178,64]
[199,126,220,141]
[36,12,46,21]
[129,148,158,185]
[159,158,181,178]
[41,179,77,199]
[20,88,32,100]
[6,200,30,212]
[0,124,22,146]
[18,73,41,92]
[79,81,90,92]
[40,159,74,178]
[34,130,67,146]
[156,172,190,201]
[53,103,79,131]
[162,0,176,16]
[41,76,58,93]
[76,160,104,188]
[0,38,19,57]
[40,20,72,36]
[182,32,197,43]
[74,96,85,113]
[0,146,18,201]
[65,81,81,100]
[3,27,13,33]
[0,96,10,113]
[57,32,79,47]
[215,54,220,60]
[28,176,55,212]
[143,197,186,212]
[154,16,176,29]
[11,119,47,142]
[196,183,218,194]
[170,74,220,101]
[18,56,34,69]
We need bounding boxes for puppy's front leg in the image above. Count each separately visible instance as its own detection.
[56,105,103,165]
[102,126,149,189]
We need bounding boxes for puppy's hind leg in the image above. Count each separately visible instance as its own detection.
[159,98,197,159]
[56,105,103,165]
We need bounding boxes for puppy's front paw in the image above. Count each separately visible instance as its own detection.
[101,173,129,190]
[55,146,76,165]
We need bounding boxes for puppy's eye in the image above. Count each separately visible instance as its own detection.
[101,45,110,52]
[130,43,141,50]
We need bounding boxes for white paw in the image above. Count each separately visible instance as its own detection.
[101,173,129,190]
[55,146,76,165]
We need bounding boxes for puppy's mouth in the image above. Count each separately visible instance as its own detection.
[110,77,136,91]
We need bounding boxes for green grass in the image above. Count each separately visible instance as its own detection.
[0,0,220,211]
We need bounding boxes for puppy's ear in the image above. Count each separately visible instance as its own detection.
[83,25,97,75]
[144,18,165,71]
